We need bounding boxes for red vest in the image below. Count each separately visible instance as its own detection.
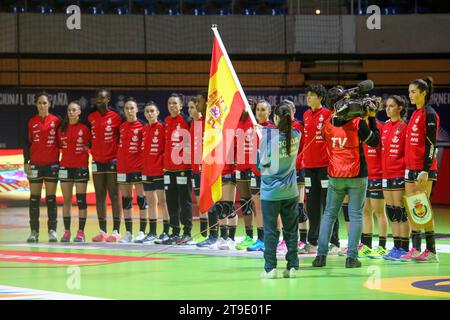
[324,118,361,178]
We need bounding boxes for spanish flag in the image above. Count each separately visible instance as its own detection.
[199,26,249,213]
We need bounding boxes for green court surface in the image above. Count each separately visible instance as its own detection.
[0,206,449,300]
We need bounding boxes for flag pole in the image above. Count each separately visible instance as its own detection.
[211,25,261,138]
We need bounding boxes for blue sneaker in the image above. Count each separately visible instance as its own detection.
[247,239,265,252]
[390,248,407,260]
[383,248,399,260]
[196,235,218,248]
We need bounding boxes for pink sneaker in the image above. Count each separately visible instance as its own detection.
[60,230,71,242]
[298,241,306,251]
[340,243,363,256]
[92,231,108,242]
[400,248,421,262]
[277,240,287,253]
[413,249,439,263]
[74,230,85,243]
[106,230,121,242]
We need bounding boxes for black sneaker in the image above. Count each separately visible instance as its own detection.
[154,232,170,244]
[345,257,362,268]
[161,234,181,245]
[312,255,326,267]
[177,234,193,245]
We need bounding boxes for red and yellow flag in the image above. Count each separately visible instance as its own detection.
[199,28,247,213]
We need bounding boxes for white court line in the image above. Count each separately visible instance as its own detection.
[3,238,450,257]
[0,285,107,300]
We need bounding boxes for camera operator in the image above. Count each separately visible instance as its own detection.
[312,82,381,268]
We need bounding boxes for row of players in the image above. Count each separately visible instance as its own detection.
[23,79,439,262]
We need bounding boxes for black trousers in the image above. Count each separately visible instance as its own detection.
[304,167,340,247]
[164,170,193,236]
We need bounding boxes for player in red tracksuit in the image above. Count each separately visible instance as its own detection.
[115,98,146,243]
[381,95,410,260]
[139,101,170,244]
[188,96,210,243]
[247,100,276,252]
[360,120,389,258]
[303,84,340,254]
[88,89,123,242]
[234,99,258,250]
[160,93,193,245]
[403,77,440,263]
[235,99,257,250]
[58,101,91,243]
[23,92,61,243]
[285,99,309,253]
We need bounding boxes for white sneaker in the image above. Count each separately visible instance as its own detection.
[328,244,340,256]
[119,231,134,243]
[219,238,235,250]
[217,237,229,250]
[48,230,58,243]
[283,268,297,278]
[261,269,278,279]
[134,231,146,243]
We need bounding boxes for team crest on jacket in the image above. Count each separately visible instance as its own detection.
[152,137,158,143]
[133,129,139,135]
[412,124,418,132]
[78,130,83,136]
[50,121,55,128]
[392,136,399,143]
[155,129,159,136]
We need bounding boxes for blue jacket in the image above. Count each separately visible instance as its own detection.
[257,127,300,201]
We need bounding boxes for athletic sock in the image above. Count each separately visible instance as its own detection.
[378,236,387,249]
[163,220,170,234]
[401,237,410,252]
[113,217,121,232]
[124,218,132,233]
[149,219,157,235]
[362,233,373,248]
[411,230,422,251]
[393,237,401,249]
[99,217,107,233]
[140,218,147,233]
[78,217,86,231]
[220,225,229,240]
[200,218,208,237]
[299,229,308,243]
[229,226,236,241]
[257,227,264,241]
[425,231,436,254]
[245,225,254,238]
[63,216,71,231]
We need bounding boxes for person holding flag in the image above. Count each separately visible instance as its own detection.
[199,25,259,240]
